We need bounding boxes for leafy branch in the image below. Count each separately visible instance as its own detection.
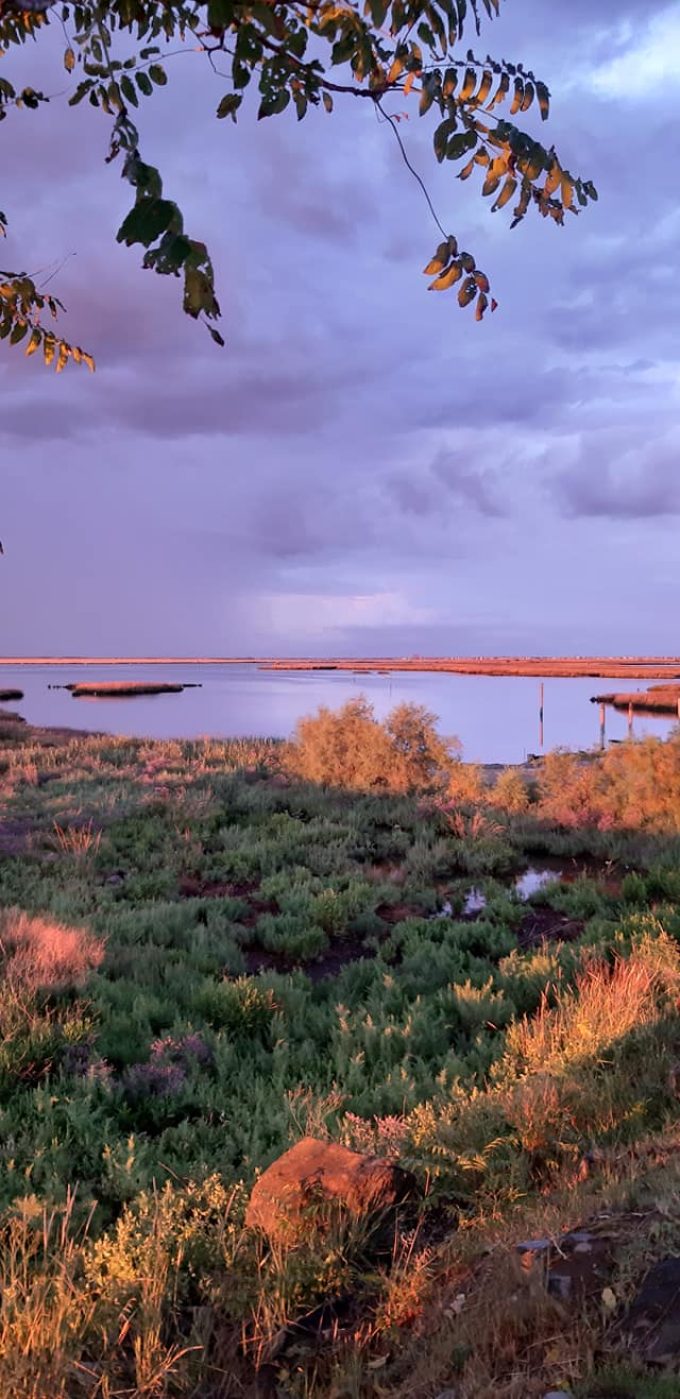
[0,211,94,368]
[0,0,597,365]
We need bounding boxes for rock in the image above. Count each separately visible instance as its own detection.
[516,1238,552,1255]
[623,1256,680,1367]
[246,1136,416,1244]
[516,1227,611,1301]
[547,1271,573,1302]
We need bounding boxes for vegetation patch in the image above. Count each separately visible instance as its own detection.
[0,711,679,1395]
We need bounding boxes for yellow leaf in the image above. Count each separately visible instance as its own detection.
[492,175,517,211]
[24,328,41,357]
[509,77,524,115]
[544,162,561,197]
[458,67,476,102]
[64,46,75,72]
[475,71,492,106]
[56,342,70,373]
[482,156,506,196]
[561,174,574,209]
[43,335,55,368]
[428,262,462,291]
[82,352,96,373]
[404,71,415,97]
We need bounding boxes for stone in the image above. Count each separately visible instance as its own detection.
[516,1238,552,1255]
[245,1136,417,1244]
[623,1256,680,1367]
[546,1271,573,1302]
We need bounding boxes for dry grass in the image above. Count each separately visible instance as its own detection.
[0,1193,98,1399]
[51,819,102,860]
[0,909,105,997]
[505,939,680,1077]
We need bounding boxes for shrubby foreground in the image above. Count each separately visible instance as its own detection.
[1,703,680,1396]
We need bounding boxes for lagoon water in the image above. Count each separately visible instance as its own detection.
[1,663,676,765]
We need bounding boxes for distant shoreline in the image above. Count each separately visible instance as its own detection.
[2,656,680,680]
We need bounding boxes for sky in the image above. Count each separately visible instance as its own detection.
[2,0,680,657]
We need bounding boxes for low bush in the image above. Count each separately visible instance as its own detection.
[284,697,457,794]
[537,734,680,833]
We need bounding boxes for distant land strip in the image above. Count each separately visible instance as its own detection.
[4,656,680,679]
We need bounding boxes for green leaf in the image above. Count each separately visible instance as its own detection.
[366,0,389,26]
[258,89,290,119]
[116,197,177,248]
[217,92,242,120]
[433,116,457,163]
[446,130,477,161]
[121,74,139,107]
[149,64,167,86]
[136,71,153,97]
[183,265,214,317]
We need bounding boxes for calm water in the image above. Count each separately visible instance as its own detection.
[0,664,676,765]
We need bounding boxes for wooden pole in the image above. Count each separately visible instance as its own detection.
[539,681,544,750]
[599,702,606,750]
[628,702,634,738]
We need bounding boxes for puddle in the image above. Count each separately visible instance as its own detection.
[432,888,487,918]
[434,857,623,923]
[514,867,561,899]
[464,887,488,915]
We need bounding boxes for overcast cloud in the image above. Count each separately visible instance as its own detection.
[2,0,679,655]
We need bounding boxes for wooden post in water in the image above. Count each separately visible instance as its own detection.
[539,682,544,750]
[599,702,606,750]
[628,702,634,738]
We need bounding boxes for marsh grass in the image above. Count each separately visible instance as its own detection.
[51,819,102,861]
[0,719,679,1394]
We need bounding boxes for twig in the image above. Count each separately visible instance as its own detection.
[376,97,448,239]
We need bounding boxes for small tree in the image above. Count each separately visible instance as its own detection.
[285,696,457,792]
[385,701,459,791]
